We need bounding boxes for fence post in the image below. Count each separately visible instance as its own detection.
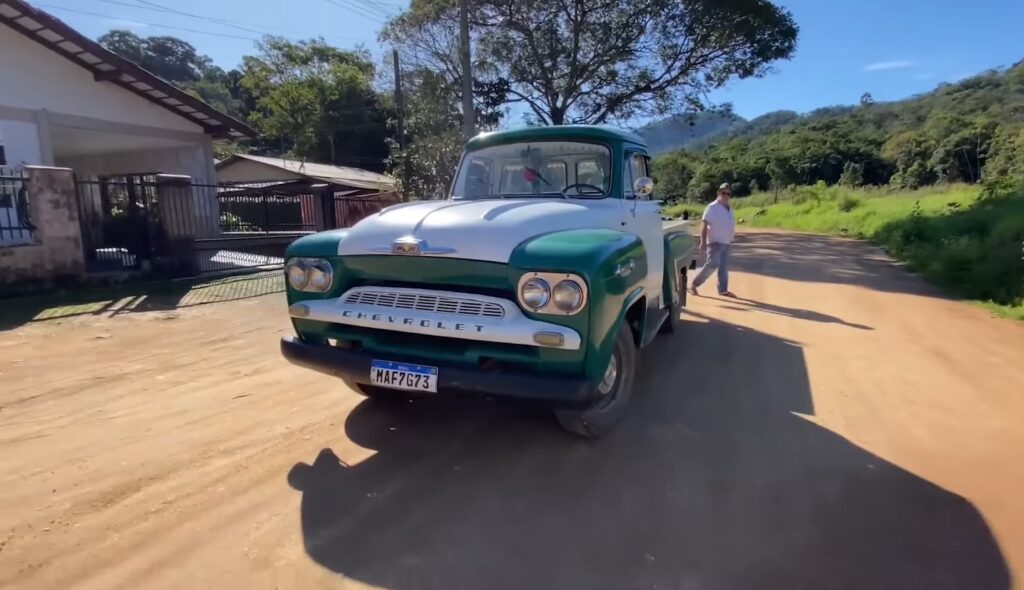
[24,166,84,275]
[320,188,337,231]
[155,174,198,277]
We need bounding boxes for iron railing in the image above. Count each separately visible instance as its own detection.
[0,170,35,246]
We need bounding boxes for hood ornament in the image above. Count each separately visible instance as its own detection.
[372,236,457,256]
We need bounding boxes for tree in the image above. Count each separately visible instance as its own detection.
[859,92,875,106]
[766,158,794,203]
[241,38,390,167]
[386,0,798,125]
[99,30,211,83]
[386,69,464,199]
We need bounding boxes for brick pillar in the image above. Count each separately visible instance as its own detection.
[24,165,85,279]
[155,174,198,276]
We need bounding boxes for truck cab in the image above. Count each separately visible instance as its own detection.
[281,125,697,437]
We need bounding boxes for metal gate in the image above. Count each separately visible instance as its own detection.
[75,177,399,277]
[76,175,162,273]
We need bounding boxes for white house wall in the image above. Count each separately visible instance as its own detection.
[0,30,204,134]
[0,119,41,167]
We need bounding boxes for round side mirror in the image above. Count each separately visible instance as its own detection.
[633,176,654,197]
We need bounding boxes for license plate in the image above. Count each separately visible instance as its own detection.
[370,360,438,393]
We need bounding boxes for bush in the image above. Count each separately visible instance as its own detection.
[837,194,862,212]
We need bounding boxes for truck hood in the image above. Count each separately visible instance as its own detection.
[337,198,626,263]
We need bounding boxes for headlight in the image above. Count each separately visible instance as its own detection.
[552,280,584,313]
[520,277,550,310]
[517,272,587,315]
[287,260,309,290]
[286,258,333,293]
[307,260,333,292]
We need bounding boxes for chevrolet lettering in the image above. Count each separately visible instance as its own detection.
[280,125,698,438]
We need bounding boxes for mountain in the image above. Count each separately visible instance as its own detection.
[651,61,1024,199]
[635,111,745,154]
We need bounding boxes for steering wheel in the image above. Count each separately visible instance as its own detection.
[560,183,606,198]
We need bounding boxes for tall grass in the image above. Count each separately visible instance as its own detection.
[663,183,1024,319]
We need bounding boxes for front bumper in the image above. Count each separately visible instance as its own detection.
[280,336,597,406]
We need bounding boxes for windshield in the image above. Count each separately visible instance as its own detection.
[450,141,612,200]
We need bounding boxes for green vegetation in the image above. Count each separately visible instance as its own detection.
[652,61,1024,201]
[665,183,1024,319]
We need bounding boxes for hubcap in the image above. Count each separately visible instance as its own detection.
[598,354,619,395]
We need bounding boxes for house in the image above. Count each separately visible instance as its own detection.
[216,154,400,233]
[216,154,397,195]
[0,0,254,187]
[0,0,253,287]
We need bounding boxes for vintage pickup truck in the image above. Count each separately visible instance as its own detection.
[280,125,697,437]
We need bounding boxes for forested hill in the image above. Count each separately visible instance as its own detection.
[635,111,745,154]
[653,61,1024,200]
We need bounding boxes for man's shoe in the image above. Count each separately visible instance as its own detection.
[687,286,699,296]
[719,291,737,298]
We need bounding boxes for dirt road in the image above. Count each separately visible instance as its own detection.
[1,231,1022,590]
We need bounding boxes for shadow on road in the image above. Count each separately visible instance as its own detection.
[287,313,1008,589]
[731,231,941,298]
[0,271,283,332]
[719,296,873,330]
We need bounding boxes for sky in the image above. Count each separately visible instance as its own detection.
[33,0,1024,122]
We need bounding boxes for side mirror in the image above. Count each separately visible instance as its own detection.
[633,176,654,197]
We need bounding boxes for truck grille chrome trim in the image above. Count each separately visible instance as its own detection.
[344,288,505,318]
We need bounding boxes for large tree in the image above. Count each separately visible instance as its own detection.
[240,38,391,167]
[385,0,798,125]
[99,30,212,84]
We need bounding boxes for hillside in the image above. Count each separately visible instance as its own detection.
[635,111,744,154]
[653,61,1024,200]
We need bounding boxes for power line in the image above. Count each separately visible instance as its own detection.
[321,0,386,23]
[348,0,397,18]
[40,2,371,45]
[36,4,261,41]
[95,0,271,35]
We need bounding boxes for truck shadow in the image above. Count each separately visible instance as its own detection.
[287,314,1009,590]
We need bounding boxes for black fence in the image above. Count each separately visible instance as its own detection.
[76,176,161,272]
[75,176,398,277]
[0,170,35,246]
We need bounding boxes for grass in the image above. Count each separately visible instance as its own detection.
[663,183,1024,319]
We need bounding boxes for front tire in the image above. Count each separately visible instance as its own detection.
[555,322,637,438]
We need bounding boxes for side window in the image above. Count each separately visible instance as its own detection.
[624,153,650,200]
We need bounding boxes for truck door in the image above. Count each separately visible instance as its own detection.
[620,151,664,308]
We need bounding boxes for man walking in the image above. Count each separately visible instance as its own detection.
[689,183,736,297]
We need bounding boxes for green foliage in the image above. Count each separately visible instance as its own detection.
[717,185,1024,316]
[653,62,1024,197]
[388,0,798,125]
[241,38,390,166]
[99,30,211,83]
[385,70,464,199]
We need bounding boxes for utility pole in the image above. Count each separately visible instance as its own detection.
[392,48,411,201]
[459,0,475,139]
[392,48,406,151]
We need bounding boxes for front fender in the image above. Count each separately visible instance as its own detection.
[662,228,698,306]
[509,229,646,383]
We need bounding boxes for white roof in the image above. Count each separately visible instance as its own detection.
[221,154,396,191]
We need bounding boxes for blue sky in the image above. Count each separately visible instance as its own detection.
[35,0,1024,121]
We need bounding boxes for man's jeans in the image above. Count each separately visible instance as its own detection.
[691,242,731,294]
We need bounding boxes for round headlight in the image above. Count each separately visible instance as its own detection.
[552,280,584,313]
[520,278,550,310]
[286,261,309,290]
[307,261,333,292]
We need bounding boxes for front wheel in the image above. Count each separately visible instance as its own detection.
[555,321,637,438]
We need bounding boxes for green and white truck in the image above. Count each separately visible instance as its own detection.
[281,125,698,437]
